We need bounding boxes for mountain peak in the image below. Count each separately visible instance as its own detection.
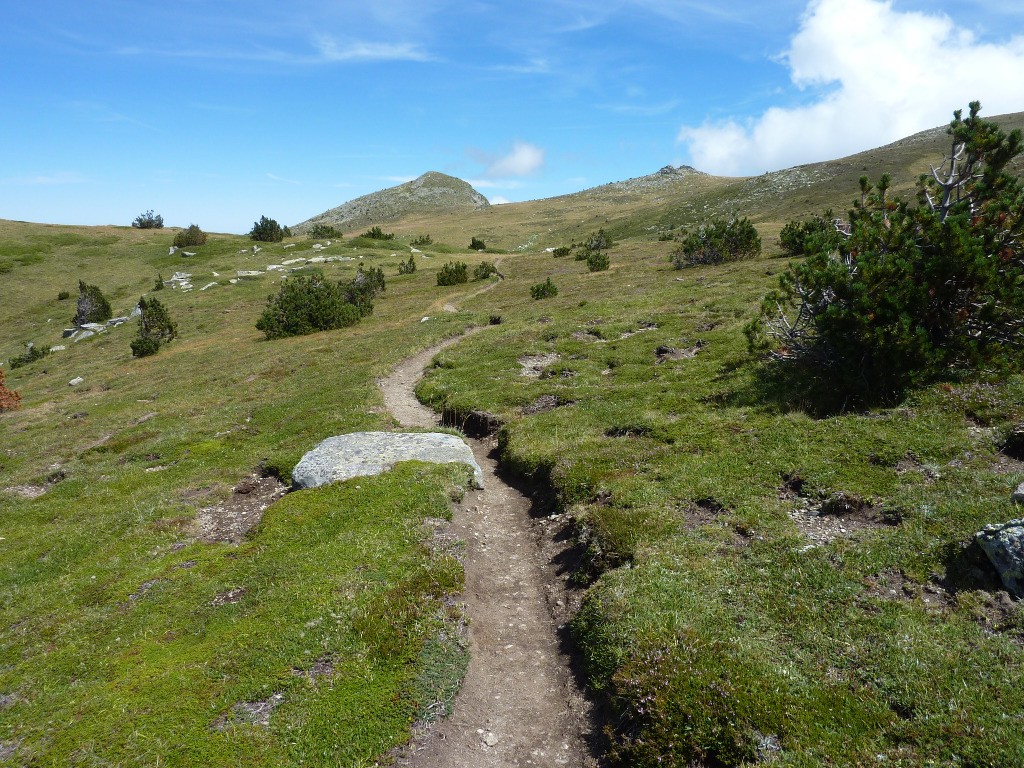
[294,172,489,234]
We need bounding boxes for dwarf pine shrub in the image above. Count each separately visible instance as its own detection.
[9,343,51,369]
[671,217,760,268]
[437,261,469,286]
[73,281,112,325]
[131,296,177,357]
[473,261,498,280]
[250,216,285,243]
[309,223,341,239]
[746,102,1024,403]
[469,237,486,251]
[132,210,164,229]
[530,278,558,299]
[586,249,610,272]
[411,234,433,246]
[173,224,208,248]
[362,226,394,241]
[398,254,417,275]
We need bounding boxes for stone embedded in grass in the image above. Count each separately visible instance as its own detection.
[1013,483,1024,505]
[975,519,1024,597]
[293,431,484,489]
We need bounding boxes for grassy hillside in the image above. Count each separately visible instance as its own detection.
[3,110,1024,766]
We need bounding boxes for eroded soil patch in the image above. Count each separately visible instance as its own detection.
[196,474,287,544]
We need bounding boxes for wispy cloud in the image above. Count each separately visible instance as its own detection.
[492,57,552,75]
[602,99,679,116]
[470,141,546,178]
[313,36,433,62]
[266,173,301,185]
[677,0,1024,175]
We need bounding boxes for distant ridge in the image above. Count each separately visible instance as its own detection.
[294,172,490,234]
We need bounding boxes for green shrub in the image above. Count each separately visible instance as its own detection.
[9,343,51,369]
[552,246,571,258]
[530,278,558,299]
[398,254,417,275]
[586,249,610,272]
[308,223,340,239]
[173,224,207,248]
[585,228,613,251]
[362,226,394,241]
[255,268,385,340]
[153,274,164,291]
[73,280,112,325]
[473,261,498,280]
[57,290,70,301]
[671,217,760,268]
[411,234,433,247]
[746,102,1024,404]
[130,296,177,357]
[469,237,486,251]
[132,210,164,229]
[437,261,469,286]
[778,211,840,258]
[250,216,285,243]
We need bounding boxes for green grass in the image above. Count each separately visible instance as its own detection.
[415,243,1024,766]
[3,116,1024,766]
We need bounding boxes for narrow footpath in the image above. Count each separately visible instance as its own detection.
[380,331,594,768]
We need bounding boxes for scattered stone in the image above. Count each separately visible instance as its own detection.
[410,247,422,253]
[51,345,66,352]
[211,586,248,607]
[182,251,196,257]
[170,271,192,283]
[266,264,284,271]
[620,321,659,339]
[200,282,218,291]
[229,278,239,284]
[237,270,263,277]
[325,256,354,263]
[311,243,324,250]
[252,245,261,253]
[976,519,1024,597]
[421,316,430,323]
[168,246,177,255]
[307,256,326,263]
[106,316,130,327]
[73,330,94,342]
[81,322,106,332]
[283,243,296,249]
[656,341,705,362]
[282,257,305,265]
[212,271,220,276]
[1013,483,1024,505]
[130,304,142,318]
[482,732,499,747]
[518,353,560,377]
[292,431,484,490]
[69,377,84,386]
[62,328,76,338]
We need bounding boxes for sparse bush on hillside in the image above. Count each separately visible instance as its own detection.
[411,234,433,247]
[586,249,610,272]
[308,223,341,240]
[132,210,164,229]
[530,278,558,299]
[73,281,112,325]
[57,290,70,301]
[746,102,1024,404]
[173,224,208,248]
[256,267,385,340]
[398,254,417,275]
[670,217,760,268]
[154,274,165,291]
[778,210,840,258]
[552,246,572,258]
[437,261,469,286]
[362,226,395,241]
[473,261,498,280]
[586,228,613,251]
[0,369,20,412]
[469,237,486,251]
[9,343,51,370]
[130,296,178,358]
[250,216,285,243]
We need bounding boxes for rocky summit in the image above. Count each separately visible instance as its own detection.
[293,172,490,234]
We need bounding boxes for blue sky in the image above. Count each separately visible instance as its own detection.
[2,0,1023,233]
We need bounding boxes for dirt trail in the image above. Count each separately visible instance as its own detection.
[380,330,594,768]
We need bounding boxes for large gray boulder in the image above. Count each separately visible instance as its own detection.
[292,431,483,490]
[976,518,1024,598]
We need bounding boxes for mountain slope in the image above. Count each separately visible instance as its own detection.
[294,172,490,234]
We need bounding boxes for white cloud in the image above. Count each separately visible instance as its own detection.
[314,37,432,62]
[489,195,512,204]
[476,141,546,177]
[677,0,1024,175]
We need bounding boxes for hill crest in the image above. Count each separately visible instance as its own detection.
[294,172,490,234]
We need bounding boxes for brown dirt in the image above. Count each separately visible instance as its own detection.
[194,474,287,544]
[380,331,596,768]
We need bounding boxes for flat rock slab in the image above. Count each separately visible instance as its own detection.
[292,431,483,490]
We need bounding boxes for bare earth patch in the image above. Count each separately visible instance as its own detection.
[195,474,287,544]
[2,484,47,499]
[518,353,561,378]
[212,693,285,730]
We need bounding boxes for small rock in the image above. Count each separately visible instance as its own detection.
[62,328,76,338]
[182,251,196,257]
[168,246,177,255]
[200,282,218,291]
[483,732,499,747]
[421,316,430,323]
[1013,483,1024,505]
[51,345,66,352]
[283,243,296,249]
[237,270,263,277]
[72,330,94,342]
[69,377,84,386]
[976,518,1024,597]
